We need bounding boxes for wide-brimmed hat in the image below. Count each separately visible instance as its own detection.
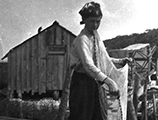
[79,1,103,24]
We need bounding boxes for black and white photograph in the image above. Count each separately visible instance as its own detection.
[0,0,158,120]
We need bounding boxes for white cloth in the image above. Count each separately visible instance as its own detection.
[94,31,128,120]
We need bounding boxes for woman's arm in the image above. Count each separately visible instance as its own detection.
[75,36,107,82]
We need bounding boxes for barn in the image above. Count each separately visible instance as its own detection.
[0,61,8,89]
[2,21,76,98]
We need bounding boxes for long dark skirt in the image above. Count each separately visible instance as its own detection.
[68,71,103,120]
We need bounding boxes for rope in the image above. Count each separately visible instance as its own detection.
[93,35,98,66]
[118,97,123,120]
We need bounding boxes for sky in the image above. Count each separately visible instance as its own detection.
[1,0,158,57]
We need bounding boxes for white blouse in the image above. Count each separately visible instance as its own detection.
[70,28,121,82]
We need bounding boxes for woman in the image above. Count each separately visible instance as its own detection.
[68,1,129,120]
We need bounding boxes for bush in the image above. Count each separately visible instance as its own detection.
[0,98,59,120]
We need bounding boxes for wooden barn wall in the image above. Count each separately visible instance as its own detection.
[46,24,75,91]
[8,23,76,96]
[0,62,8,89]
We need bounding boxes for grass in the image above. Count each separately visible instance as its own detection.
[0,98,60,120]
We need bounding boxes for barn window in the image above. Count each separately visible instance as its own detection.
[48,45,66,55]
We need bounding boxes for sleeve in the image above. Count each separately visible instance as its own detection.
[74,37,107,81]
[110,57,123,64]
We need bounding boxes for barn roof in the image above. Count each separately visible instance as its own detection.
[2,21,76,60]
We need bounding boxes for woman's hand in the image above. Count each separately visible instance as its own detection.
[104,77,119,92]
[121,57,133,66]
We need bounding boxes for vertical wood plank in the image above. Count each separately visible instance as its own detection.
[51,56,55,90]
[61,30,67,90]
[21,44,27,93]
[10,52,13,94]
[67,34,71,61]
[18,45,24,93]
[31,37,39,94]
[14,51,17,93]
[21,45,24,94]
[38,32,46,94]
[61,31,67,91]
[46,56,53,90]
[16,48,21,94]
[11,51,16,92]
[8,53,12,97]
[61,29,64,45]
[19,46,22,97]
[24,44,27,92]
[56,26,62,45]
[63,31,69,88]
[52,55,58,90]
[31,39,34,94]
[57,55,64,90]
[29,41,32,93]
[47,27,55,45]
[26,41,31,92]
[53,26,56,45]
[38,34,41,94]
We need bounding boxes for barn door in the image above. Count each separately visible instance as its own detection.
[46,45,66,91]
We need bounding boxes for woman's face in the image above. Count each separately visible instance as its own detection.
[84,16,102,33]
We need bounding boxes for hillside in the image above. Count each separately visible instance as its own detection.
[104,28,158,50]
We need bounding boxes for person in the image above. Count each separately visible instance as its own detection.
[68,1,130,120]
